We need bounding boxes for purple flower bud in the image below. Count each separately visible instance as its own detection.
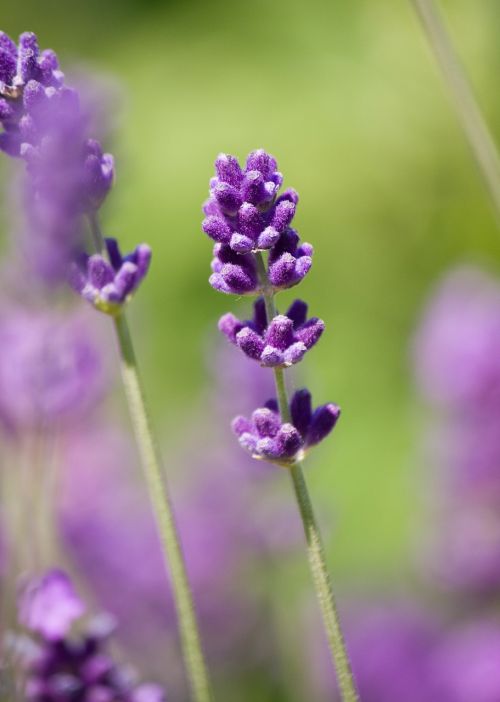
[17,569,166,701]
[219,297,324,367]
[203,149,297,252]
[19,569,85,641]
[232,389,340,465]
[268,229,313,290]
[209,243,259,295]
[71,238,151,315]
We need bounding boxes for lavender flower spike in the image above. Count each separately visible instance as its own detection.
[17,569,166,702]
[71,238,152,315]
[219,297,325,367]
[232,389,340,466]
[203,149,298,254]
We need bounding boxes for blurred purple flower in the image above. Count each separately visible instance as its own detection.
[17,569,166,701]
[0,306,106,433]
[432,619,500,702]
[413,266,500,413]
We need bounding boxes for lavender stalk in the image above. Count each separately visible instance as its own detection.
[410,0,500,223]
[0,30,213,702]
[113,311,214,702]
[204,150,358,700]
[256,252,358,702]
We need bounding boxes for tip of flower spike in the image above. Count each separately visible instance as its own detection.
[19,569,85,640]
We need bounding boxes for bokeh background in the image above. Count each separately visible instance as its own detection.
[2,1,500,700]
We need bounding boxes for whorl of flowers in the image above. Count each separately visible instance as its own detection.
[17,569,166,702]
[203,149,339,467]
[0,31,150,305]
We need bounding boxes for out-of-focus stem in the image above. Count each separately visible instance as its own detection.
[255,252,359,702]
[89,213,214,702]
[410,0,500,223]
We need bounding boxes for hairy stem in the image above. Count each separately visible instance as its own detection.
[114,313,214,702]
[255,252,359,701]
[88,213,213,702]
[410,0,500,223]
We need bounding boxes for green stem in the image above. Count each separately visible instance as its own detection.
[410,0,500,224]
[88,213,213,701]
[255,252,359,701]
[113,313,214,702]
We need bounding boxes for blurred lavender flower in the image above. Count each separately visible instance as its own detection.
[17,569,166,701]
[414,266,500,413]
[432,619,500,702]
[70,238,152,315]
[232,389,340,465]
[0,306,105,434]
[425,501,500,594]
[219,297,324,367]
[0,30,116,287]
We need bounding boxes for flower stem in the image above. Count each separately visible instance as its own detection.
[113,312,214,702]
[88,213,213,702]
[410,0,500,224]
[255,252,358,701]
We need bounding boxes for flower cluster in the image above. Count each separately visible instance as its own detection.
[203,149,339,467]
[219,298,324,367]
[0,30,150,306]
[205,151,313,296]
[70,238,152,315]
[17,569,166,702]
[232,391,340,465]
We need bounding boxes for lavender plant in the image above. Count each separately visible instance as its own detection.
[0,31,213,702]
[203,149,358,700]
[15,569,165,701]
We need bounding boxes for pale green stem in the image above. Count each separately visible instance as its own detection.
[410,0,500,224]
[88,214,214,702]
[255,252,359,701]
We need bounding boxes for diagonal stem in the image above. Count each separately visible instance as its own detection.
[410,0,500,224]
[255,252,359,701]
[89,213,214,702]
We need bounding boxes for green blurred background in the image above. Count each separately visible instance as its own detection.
[3,0,500,605]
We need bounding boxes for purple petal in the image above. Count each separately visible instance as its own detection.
[264,315,295,350]
[286,299,308,328]
[252,407,281,438]
[218,313,243,343]
[236,327,266,360]
[88,255,114,289]
[306,403,341,447]
[295,317,325,349]
[215,152,243,187]
[290,389,313,437]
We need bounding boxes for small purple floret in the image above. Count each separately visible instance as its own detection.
[209,243,259,295]
[232,389,340,465]
[70,238,151,314]
[17,570,166,702]
[202,149,297,254]
[19,570,85,641]
[219,297,324,367]
[268,228,313,290]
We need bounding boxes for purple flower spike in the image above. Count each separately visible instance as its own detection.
[19,569,85,641]
[71,238,151,315]
[232,389,340,465]
[268,228,313,290]
[209,243,259,295]
[218,297,325,367]
[202,149,296,253]
[17,569,166,701]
